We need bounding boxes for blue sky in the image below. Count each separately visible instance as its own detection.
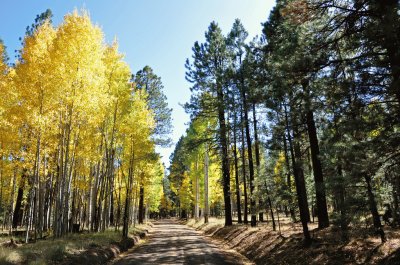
[0,1,275,167]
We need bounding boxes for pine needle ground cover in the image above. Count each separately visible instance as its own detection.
[187,217,400,265]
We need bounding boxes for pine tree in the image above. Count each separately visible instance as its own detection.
[185,22,233,226]
[133,66,173,147]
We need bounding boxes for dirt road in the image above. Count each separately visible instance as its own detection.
[111,219,252,265]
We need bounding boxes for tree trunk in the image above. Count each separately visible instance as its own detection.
[374,1,400,120]
[233,112,242,224]
[61,119,72,236]
[306,110,329,228]
[133,182,139,227]
[53,147,61,237]
[122,189,130,238]
[116,183,121,230]
[281,122,296,222]
[25,176,35,243]
[285,104,311,244]
[365,175,386,242]
[195,157,200,221]
[292,131,311,245]
[122,145,134,238]
[13,170,26,228]
[43,172,52,232]
[9,167,17,235]
[267,195,276,231]
[337,164,348,241]
[216,84,232,226]
[252,102,264,222]
[241,90,256,227]
[204,145,209,224]
[34,135,41,241]
[240,112,249,225]
[138,186,145,224]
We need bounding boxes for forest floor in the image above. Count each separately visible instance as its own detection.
[0,224,150,265]
[186,216,400,265]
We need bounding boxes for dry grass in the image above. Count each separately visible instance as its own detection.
[0,224,150,265]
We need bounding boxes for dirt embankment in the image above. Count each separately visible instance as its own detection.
[61,233,146,265]
[0,225,150,265]
[187,219,400,265]
[61,228,149,265]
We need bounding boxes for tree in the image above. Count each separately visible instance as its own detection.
[0,9,165,242]
[226,19,258,227]
[260,1,313,243]
[15,18,56,241]
[185,22,233,226]
[133,66,173,147]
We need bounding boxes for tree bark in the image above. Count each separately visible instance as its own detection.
[252,102,264,222]
[195,157,200,221]
[13,170,26,228]
[306,110,329,228]
[138,186,145,224]
[122,144,134,238]
[285,104,311,244]
[373,1,400,120]
[240,111,249,225]
[122,188,130,238]
[216,83,232,226]
[292,130,311,244]
[267,195,276,231]
[240,87,256,227]
[281,121,296,222]
[233,112,242,224]
[337,164,348,241]
[365,175,386,243]
[9,167,17,234]
[204,145,209,224]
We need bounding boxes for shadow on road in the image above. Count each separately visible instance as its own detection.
[111,219,250,265]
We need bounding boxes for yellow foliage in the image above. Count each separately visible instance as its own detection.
[0,10,164,225]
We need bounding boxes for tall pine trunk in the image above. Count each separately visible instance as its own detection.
[216,84,232,226]
[233,112,242,224]
[365,175,386,242]
[306,110,329,228]
[281,116,296,222]
[241,87,256,227]
[252,103,264,222]
[374,1,400,120]
[285,104,311,244]
[240,110,249,225]
[292,129,311,244]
